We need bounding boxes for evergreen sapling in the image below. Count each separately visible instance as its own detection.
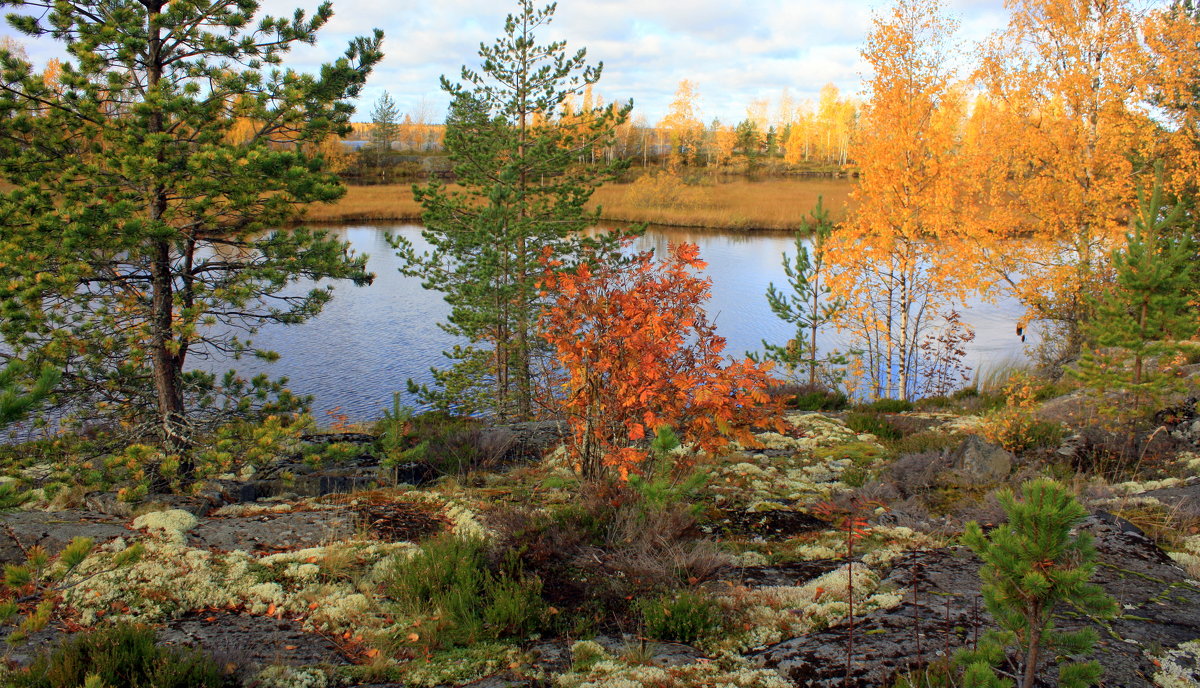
[957,479,1117,688]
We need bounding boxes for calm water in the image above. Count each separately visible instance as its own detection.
[204,224,1031,422]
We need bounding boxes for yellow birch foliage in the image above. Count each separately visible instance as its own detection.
[660,80,704,170]
[1145,4,1200,197]
[827,0,975,401]
[968,0,1161,360]
[713,124,738,167]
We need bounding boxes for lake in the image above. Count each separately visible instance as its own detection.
[206,223,1031,422]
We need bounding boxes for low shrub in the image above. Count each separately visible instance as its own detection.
[6,623,223,688]
[771,382,849,411]
[860,398,914,413]
[374,398,512,476]
[385,534,545,650]
[637,590,725,644]
[844,412,902,441]
[792,389,849,411]
[981,413,1064,455]
[888,430,963,457]
[625,171,699,210]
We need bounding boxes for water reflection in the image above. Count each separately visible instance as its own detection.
[194,223,1030,422]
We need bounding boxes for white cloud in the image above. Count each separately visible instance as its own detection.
[4,0,1013,124]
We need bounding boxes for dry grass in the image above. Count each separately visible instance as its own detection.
[302,177,857,231]
[591,176,856,231]
[5,176,857,231]
[302,183,429,224]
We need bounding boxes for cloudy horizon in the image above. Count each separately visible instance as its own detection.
[5,0,1013,125]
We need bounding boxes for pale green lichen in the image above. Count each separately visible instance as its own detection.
[131,509,198,545]
[707,562,906,653]
[398,491,491,539]
[251,666,329,688]
[556,656,789,688]
[1110,477,1184,494]
[212,502,296,517]
[1153,639,1200,687]
[61,539,414,634]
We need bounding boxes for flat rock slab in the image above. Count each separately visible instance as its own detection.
[1136,481,1200,518]
[6,614,348,672]
[753,514,1200,687]
[727,561,843,589]
[0,510,133,565]
[188,510,359,552]
[158,613,349,669]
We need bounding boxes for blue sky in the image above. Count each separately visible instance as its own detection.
[6,0,1011,124]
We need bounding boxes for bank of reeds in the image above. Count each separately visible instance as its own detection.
[592,176,854,231]
[302,177,856,231]
[303,184,429,224]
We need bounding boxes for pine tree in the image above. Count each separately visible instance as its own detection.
[393,0,633,421]
[752,197,847,388]
[370,91,401,153]
[368,90,400,179]
[0,361,59,428]
[1074,164,1200,423]
[958,479,1117,688]
[0,0,382,483]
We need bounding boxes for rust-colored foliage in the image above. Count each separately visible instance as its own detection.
[539,241,783,481]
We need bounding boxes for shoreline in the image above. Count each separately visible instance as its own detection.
[300,177,856,233]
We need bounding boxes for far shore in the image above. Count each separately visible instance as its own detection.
[302,177,857,232]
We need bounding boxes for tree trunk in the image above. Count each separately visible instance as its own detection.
[144,0,192,487]
[1021,624,1041,688]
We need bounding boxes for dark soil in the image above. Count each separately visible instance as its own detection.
[711,509,829,540]
[354,501,448,542]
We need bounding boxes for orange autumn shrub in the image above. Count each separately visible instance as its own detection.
[539,240,783,481]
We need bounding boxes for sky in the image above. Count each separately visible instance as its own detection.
[5,0,1012,125]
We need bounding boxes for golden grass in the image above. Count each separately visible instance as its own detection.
[303,177,857,231]
[302,183,429,224]
[3,176,857,231]
[591,177,856,231]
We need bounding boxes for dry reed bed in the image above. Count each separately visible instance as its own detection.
[303,178,857,231]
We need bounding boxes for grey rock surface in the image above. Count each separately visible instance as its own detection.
[157,613,350,669]
[0,510,133,564]
[188,509,359,552]
[752,514,1200,687]
[946,434,1013,485]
